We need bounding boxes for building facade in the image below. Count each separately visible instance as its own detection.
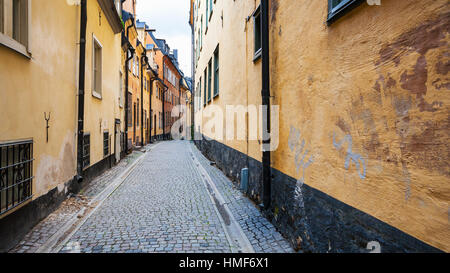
[0,0,123,251]
[191,0,449,252]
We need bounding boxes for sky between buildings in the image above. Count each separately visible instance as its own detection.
[136,0,192,78]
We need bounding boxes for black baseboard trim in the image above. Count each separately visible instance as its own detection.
[194,136,443,253]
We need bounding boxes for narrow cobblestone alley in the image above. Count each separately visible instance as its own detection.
[12,141,293,254]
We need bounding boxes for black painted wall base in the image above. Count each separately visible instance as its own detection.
[195,136,442,253]
[0,154,116,252]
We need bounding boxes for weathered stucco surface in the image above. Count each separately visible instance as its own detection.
[194,0,449,251]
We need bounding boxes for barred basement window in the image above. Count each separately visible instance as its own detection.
[0,140,33,216]
[103,132,109,157]
[82,134,90,169]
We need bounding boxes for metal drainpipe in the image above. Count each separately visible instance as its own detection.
[261,0,271,209]
[124,18,135,153]
[76,0,87,183]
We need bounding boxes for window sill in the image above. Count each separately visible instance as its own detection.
[0,33,31,59]
[205,26,208,35]
[253,48,262,62]
[209,10,213,21]
[92,91,103,100]
[213,93,219,99]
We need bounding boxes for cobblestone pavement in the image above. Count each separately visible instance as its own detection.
[189,143,294,253]
[13,141,294,253]
[10,149,146,253]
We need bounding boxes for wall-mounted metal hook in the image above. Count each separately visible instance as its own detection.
[44,112,51,143]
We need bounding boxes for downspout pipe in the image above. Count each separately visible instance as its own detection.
[76,0,87,183]
[124,18,135,153]
[261,0,271,209]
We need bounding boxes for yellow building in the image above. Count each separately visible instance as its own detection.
[191,0,449,252]
[0,0,123,251]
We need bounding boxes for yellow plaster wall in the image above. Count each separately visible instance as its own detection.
[0,0,79,200]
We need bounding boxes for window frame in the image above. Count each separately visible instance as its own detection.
[213,45,219,98]
[0,0,31,58]
[253,5,262,61]
[119,70,124,108]
[103,131,109,158]
[92,34,103,99]
[82,133,91,170]
[0,140,34,217]
[207,59,212,103]
[203,70,207,106]
[327,0,365,25]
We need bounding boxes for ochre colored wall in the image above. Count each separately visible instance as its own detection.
[194,0,449,251]
[0,0,79,209]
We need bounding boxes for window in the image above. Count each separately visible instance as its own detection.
[209,0,213,20]
[82,134,90,169]
[214,46,219,97]
[203,70,207,106]
[253,6,262,60]
[119,71,123,107]
[327,0,362,25]
[137,57,140,78]
[103,132,109,157]
[207,59,212,102]
[0,0,30,57]
[114,0,122,14]
[137,99,139,127]
[0,140,33,216]
[127,92,132,127]
[92,36,103,98]
[205,0,208,30]
[0,0,3,34]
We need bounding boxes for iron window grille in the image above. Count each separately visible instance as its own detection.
[103,132,109,157]
[0,140,33,216]
[82,134,90,169]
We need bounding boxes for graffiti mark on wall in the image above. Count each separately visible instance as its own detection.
[289,126,314,186]
[333,133,367,180]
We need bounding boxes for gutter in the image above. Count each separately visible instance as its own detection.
[76,0,87,183]
[261,0,271,209]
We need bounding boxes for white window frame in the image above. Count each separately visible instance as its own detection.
[0,0,32,58]
[92,34,103,99]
